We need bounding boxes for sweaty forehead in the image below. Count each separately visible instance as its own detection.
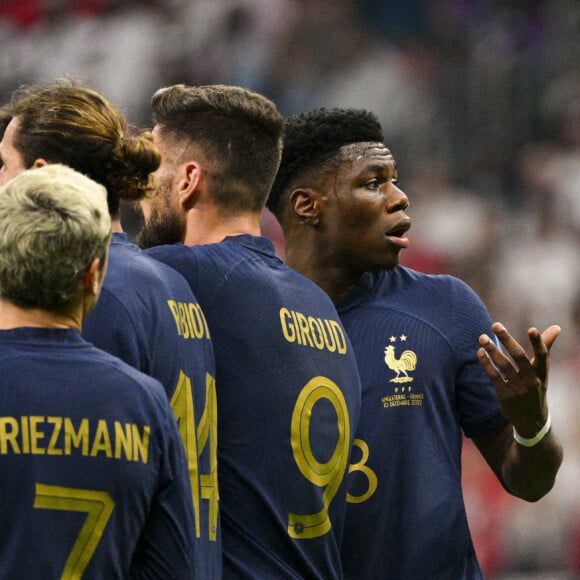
[341,142,393,163]
[338,142,396,174]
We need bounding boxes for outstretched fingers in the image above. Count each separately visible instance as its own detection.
[538,325,561,351]
[527,324,561,382]
[479,321,561,439]
[478,331,512,393]
[478,322,561,394]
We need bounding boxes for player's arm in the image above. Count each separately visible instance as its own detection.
[82,290,147,372]
[474,322,563,502]
[129,404,197,578]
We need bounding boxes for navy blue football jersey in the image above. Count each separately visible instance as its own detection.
[82,232,220,576]
[147,235,361,579]
[0,327,197,578]
[337,268,508,580]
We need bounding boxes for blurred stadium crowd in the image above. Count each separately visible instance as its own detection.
[1,0,579,577]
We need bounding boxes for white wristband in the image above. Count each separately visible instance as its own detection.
[513,413,552,447]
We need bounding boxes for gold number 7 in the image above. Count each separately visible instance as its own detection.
[34,483,115,579]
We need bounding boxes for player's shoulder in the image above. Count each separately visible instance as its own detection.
[396,266,475,295]
[112,239,180,279]
[143,241,190,262]
[86,343,157,383]
[89,344,169,405]
[145,235,275,267]
[387,265,447,283]
[144,242,202,275]
[340,267,479,314]
[393,266,491,328]
[110,241,194,295]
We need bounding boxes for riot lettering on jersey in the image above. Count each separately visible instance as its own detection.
[167,300,212,340]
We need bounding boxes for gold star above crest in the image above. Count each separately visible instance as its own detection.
[400,335,407,341]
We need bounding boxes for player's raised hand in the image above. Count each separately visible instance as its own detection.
[477,322,561,437]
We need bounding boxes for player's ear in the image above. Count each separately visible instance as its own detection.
[32,158,49,168]
[178,161,203,209]
[81,257,102,296]
[290,188,320,226]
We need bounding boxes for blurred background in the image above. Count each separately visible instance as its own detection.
[1,0,579,577]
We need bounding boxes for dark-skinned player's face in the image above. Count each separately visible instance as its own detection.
[319,142,410,273]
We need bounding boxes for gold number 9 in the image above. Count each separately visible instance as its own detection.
[288,376,350,539]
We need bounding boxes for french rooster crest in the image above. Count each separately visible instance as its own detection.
[384,344,417,383]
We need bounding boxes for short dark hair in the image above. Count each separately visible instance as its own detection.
[10,80,160,217]
[267,107,384,220]
[151,84,283,213]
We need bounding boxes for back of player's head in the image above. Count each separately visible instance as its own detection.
[151,83,283,213]
[10,79,159,217]
[267,107,384,221]
[0,164,111,311]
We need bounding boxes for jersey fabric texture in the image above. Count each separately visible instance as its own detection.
[0,327,196,578]
[147,235,362,580]
[82,232,221,577]
[337,267,508,580]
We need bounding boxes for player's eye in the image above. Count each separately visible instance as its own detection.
[364,179,380,191]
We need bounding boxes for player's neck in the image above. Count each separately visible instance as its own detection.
[110,217,123,234]
[286,245,360,305]
[184,207,262,246]
[0,299,81,332]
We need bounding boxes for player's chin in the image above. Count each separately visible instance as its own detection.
[381,248,403,270]
[384,258,401,271]
[366,253,401,272]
